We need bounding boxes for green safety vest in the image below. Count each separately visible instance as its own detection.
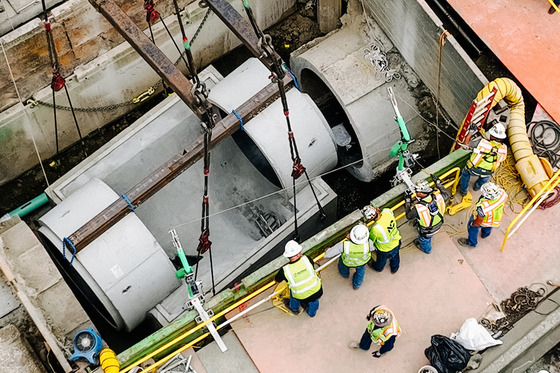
[283,256,322,300]
[341,241,371,267]
[369,209,401,252]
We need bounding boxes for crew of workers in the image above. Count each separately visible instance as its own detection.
[275,122,510,357]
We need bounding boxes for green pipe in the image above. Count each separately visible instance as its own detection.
[8,193,49,218]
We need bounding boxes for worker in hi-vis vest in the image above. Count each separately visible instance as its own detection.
[324,224,375,290]
[458,123,507,197]
[362,205,402,274]
[275,240,323,317]
[404,176,450,254]
[458,182,508,248]
[349,305,402,357]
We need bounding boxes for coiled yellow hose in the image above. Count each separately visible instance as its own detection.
[99,348,120,373]
[475,78,550,196]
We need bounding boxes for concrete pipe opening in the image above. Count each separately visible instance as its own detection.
[299,68,364,170]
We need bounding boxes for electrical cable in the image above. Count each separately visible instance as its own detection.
[528,120,560,168]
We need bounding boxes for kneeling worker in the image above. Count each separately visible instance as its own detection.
[404,175,450,254]
[324,224,374,289]
[275,240,323,317]
[349,305,401,357]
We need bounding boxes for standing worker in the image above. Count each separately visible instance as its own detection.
[404,175,450,254]
[458,182,508,248]
[324,224,374,290]
[275,240,323,317]
[362,205,402,274]
[457,123,507,198]
[349,305,401,357]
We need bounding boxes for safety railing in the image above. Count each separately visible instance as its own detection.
[501,168,560,252]
[117,167,462,373]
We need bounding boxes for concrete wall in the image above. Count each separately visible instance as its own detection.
[0,0,295,185]
[362,0,487,125]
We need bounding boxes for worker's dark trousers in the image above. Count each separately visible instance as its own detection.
[359,329,396,354]
[371,244,400,273]
[459,167,490,195]
[466,216,492,246]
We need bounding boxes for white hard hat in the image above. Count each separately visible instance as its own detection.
[415,180,433,194]
[488,123,506,139]
[283,240,302,258]
[350,224,369,244]
[481,182,502,200]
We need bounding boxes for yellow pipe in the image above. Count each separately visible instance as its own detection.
[547,0,560,14]
[473,78,549,197]
[120,280,276,373]
[100,348,120,373]
[501,168,560,251]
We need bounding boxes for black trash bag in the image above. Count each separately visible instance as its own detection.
[424,334,470,373]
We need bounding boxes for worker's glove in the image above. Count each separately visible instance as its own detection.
[404,189,412,203]
[458,143,471,150]
[372,351,382,358]
[430,173,440,183]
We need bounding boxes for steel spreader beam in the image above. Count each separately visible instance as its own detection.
[204,0,275,72]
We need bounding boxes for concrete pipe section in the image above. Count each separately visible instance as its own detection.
[290,20,424,181]
[208,58,338,191]
[38,178,179,332]
[39,63,337,330]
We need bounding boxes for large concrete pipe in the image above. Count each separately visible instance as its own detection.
[38,178,180,332]
[208,58,338,191]
[38,62,337,329]
[290,21,425,182]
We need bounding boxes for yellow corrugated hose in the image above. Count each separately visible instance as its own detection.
[99,348,120,373]
[475,78,550,196]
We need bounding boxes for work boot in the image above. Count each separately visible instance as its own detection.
[549,5,556,14]
[457,238,475,248]
[348,341,360,350]
[283,299,302,315]
[413,238,422,250]
[372,351,382,358]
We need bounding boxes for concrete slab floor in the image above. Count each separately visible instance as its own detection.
[443,193,560,303]
[228,232,492,372]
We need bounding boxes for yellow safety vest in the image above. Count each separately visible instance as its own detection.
[415,193,446,229]
[341,241,371,267]
[283,256,322,300]
[468,139,507,172]
[369,209,401,252]
[475,190,508,227]
[367,305,402,345]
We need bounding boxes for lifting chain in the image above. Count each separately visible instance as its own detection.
[242,0,327,241]
[480,286,546,337]
[29,6,210,112]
